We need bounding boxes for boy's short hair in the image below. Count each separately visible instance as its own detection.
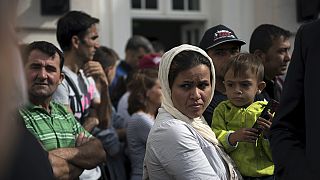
[56,11,99,51]
[222,53,264,81]
[93,46,119,69]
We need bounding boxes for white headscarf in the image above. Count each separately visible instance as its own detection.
[158,44,242,180]
[158,44,219,145]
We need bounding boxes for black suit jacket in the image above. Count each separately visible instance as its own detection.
[270,20,320,179]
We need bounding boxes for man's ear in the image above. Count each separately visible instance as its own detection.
[71,35,80,49]
[257,81,266,94]
[253,49,266,61]
[105,66,112,75]
[59,72,65,84]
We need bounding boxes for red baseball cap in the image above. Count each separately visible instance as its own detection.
[138,53,161,69]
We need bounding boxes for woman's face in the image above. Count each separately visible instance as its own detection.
[171,64,212,118]
[147,79,162,108]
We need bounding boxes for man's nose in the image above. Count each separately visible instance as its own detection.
[38,68,48,79]
[284,51,291,62]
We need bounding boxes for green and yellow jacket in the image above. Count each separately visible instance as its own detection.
[212,100,274,177]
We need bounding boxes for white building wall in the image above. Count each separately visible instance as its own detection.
[203,0,299,52]
[17,0,301,57]
[106,0,131,59]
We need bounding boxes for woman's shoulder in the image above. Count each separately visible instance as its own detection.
[150,118,197,144]
[131,111,151,120]
[154,109,190,132]
[128,111,154,126]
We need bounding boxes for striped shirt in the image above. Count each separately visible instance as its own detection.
[20,102,91,151]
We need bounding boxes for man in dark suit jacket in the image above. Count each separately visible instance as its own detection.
[270,20,320,179]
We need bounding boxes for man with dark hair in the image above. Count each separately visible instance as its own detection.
[110,35,154,107]
[249,24,292,101]
[53,11,111,179]
[199,25,246,126]
[56,11,99,52]
[53,10,111,132]
[22,41,64,71]
[20,41,106,180]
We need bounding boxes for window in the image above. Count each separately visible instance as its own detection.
[181,23,203,45]
[132,0,141,9]
[146,0,157,9]
[131,0,158,9]
[172,0,184,10]
[188,0,199,10]
[172,0,200,11]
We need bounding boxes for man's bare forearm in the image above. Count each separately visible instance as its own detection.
[48,152,83,180]
[96,82,112,129]
[50,138,106,169]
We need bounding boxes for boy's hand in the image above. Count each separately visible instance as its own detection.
[229,128,260,146]
[256,112,273,137]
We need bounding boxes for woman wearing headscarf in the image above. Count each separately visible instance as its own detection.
[143,44,241,180]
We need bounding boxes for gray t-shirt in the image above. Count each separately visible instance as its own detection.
[127,111,154,179]
[117,91,131,124]
[53,66,100,120]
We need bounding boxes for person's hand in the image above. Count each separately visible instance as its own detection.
[229,128,260,146]
[75,132,90,146]
[83,61,108,86]
[256,112,273,137]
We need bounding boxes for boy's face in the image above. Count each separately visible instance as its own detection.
[224,68,265,107]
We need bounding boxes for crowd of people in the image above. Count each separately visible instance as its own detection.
[2,1,319,179]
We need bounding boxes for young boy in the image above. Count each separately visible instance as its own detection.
[212,53,274,180]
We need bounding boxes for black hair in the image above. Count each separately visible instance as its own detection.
[249,24,292,53]
[56,11,99,51]
[168,50,212,88]
[93,46,119,69]
[125,35,154,53]
[151,41,166,53]
[222,53,264,82]
[23,41,64,71]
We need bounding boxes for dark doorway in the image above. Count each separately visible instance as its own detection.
[132,19,204,51]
